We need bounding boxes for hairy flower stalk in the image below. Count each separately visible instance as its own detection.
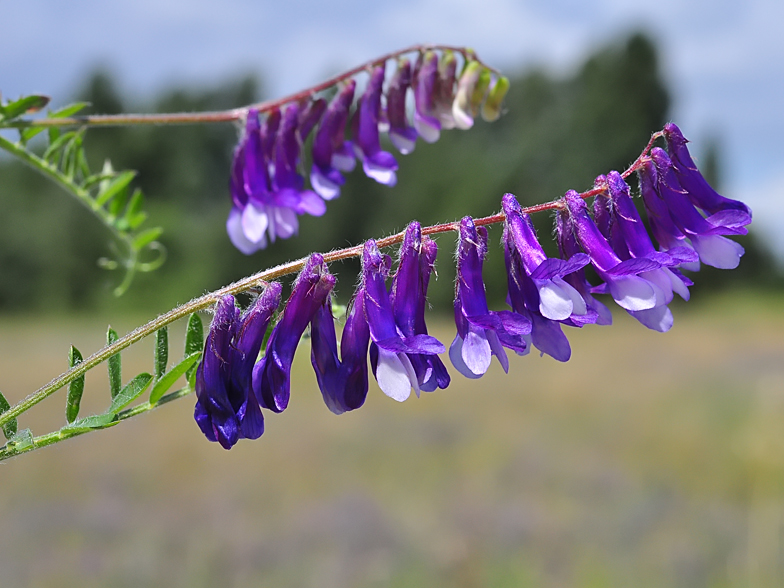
[0,123,752,459]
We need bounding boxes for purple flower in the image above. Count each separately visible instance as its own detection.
[562,189,685,332]
[361,240,445,402]
[310,81,357,200]
[297,98,327,144]
[253,254,336,413]
[554,209,613,326]
[227,107,326,254]
[194,284,282,449]
[386,59,418,154]
[355,66,399,186]
[599,171,697,331]
[502,194,593,362]
[413,51,441,143]
[310,290,371,415]
[643,147,747,270]
[450,217,531,378]
[433,51,458,130]
[389,222,450,392]
[663,123,752,220]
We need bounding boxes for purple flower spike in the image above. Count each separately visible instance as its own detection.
[648,148,746,270]
[194,284,282,449]
[386,59,418,154]
[663,123,752,220]
[389,223,451,392]
[310,288,372,415]
[413,51,441,143]
[253,254,336,413]
[356,66,399,186]
[451,217,531,378]
[311,81,357,200]
[361,240,445,402]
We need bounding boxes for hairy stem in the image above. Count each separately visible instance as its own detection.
[0,385,193,462]
[0,132,661,430]
[3,44,496,130]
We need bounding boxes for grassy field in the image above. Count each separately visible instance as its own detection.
[2,290,784,587]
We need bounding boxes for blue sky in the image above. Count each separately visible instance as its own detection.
[3,0,783,254]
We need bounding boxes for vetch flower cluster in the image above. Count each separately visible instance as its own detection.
[195,123,751,448]
[227,50,509,253]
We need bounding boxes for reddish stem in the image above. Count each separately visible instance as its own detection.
[5,44,493,130]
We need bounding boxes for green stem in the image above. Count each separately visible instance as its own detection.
[2,44,496,130]
[0,134,133,250]
[0,385,193,462]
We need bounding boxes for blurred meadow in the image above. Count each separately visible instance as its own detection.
[2,292,784,587]
[2,30,784,587]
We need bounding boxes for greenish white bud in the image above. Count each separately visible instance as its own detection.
[481,76,510,122]
[452,61,483,130]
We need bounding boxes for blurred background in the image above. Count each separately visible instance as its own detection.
[2,0,784,586]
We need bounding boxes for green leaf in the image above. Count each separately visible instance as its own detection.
[123,189,147,230]
[6,428,33,450]
[60,414,116,434]
[50,101,90,119]
[154,326,169,381]
[1,95,50,121]
[188,365,198,390]
[77,147,90,180]
[0,389,18,440]
[82,171,115,190]
[108,373,153,414]
[61,133,83,179]
[184,313,204,380]
[65,346,85,424]
[132,227,163,251]
[21,125,47,144]
[107,184,129,218]
[95,170,136,208]
[107,326,122,399]
[43,130,77,162]
[149,353,201,404]
[46,126,60,145]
